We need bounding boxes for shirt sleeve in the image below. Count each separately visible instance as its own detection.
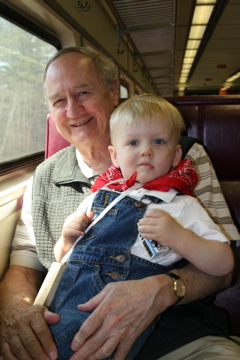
[74,192,95,214]
[186,142,240,241]
[177,196,229,243]
[9,177,46,272]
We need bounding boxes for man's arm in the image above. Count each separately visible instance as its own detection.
[175,262,232,302]
[0,265,59,360]
[188,142,240,241]
[0,176,59,359]
[179,141,237,298]
[66,264,232,360]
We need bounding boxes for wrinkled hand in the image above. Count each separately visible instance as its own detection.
[0,302,59,360]
[138,208,184,248]
[69,276,175,360]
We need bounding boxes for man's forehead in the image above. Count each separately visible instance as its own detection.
[61,52,92,67]
[48,53,91,74]
[46,58,98,92]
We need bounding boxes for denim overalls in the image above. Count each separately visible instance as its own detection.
[50,189,175,360]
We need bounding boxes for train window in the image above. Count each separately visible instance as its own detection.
[0,17,57,168]
[120,84,129,98]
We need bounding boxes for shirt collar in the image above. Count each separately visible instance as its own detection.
[100,186,179,204]
[128,187,179,203]
[76,149,100,183]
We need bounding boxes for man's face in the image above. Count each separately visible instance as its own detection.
[45,53,119,150]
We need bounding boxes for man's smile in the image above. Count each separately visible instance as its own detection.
[71,117,93,127]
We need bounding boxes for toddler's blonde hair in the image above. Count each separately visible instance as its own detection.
[110,94,185,145]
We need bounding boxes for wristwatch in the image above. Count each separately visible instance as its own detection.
[166,272,185,304]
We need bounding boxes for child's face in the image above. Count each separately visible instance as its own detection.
[108,116,182,184]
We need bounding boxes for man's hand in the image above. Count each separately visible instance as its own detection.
[0,266,59,360]
[1,305,59,360]
[69,276,176,360]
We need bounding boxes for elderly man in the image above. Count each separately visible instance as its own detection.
[0,47,239,360]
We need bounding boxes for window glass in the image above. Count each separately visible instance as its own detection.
[0,17,57,163]
[120,84,128,98]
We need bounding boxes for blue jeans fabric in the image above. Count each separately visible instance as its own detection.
[50,189,174,360]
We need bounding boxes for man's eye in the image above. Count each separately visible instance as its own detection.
[129,140,139,146]
[76,91,89,98]
[53,99,64,107]
[154,139,163,145]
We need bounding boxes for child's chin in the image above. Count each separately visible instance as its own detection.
[137,176,152,184]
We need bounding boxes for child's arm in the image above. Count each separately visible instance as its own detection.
[138,208,234,276]
[54,211,94,262]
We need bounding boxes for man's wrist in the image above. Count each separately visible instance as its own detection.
[165,272,186,305]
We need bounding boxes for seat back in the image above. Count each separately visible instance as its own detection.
[215,247,240,336]
[165,95,240,336]
[45,113,70,158]
[166,95,240,232]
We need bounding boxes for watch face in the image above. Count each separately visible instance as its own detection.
[175,279,185,298]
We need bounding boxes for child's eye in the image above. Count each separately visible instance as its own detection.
[154,139,163,145]
[129,140,139,146]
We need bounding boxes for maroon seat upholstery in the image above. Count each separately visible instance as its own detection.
[166,95,240,233]
[45,95,240,336]
[166,96,240,337]
[45,113,70,158]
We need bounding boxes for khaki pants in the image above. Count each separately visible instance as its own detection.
[157,336,240,360]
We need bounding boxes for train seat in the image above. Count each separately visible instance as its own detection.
[166,95,240,233]
[45,113,70,158]
[45,95,240,336]
[165,95,240,337]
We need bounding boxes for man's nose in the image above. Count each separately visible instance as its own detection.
[66,98,84,118]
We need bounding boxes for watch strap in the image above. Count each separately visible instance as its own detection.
[166,272,184,305]
[166,271,180,281]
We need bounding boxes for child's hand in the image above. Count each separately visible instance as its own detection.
[138,209,182,248]
[55,211,94,262]
[62,211,94,242]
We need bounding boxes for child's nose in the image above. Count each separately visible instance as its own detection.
[140,145,153,157]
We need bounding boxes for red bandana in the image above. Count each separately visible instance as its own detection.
[91,158,198,196]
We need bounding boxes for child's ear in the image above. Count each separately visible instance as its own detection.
[108,145,120,168]
[173,145,182,167]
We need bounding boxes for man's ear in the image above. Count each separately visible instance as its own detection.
[173,145,182,167]
[110,79,120,107]
[108,145,120,168]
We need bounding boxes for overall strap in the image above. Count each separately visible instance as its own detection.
[60,184,140,264]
